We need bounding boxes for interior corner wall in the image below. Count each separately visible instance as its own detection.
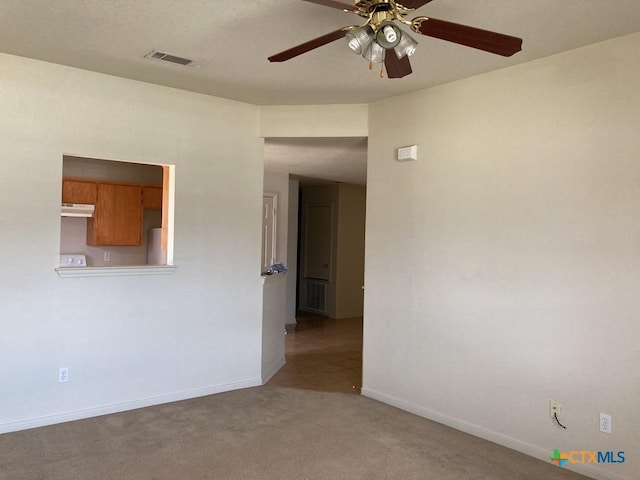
[362,32,640,480]
[0,53,264,433]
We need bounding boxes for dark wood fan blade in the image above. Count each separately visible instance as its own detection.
[385,52,413,78]
[302,0,357,12]
[399,0,435,9]
[412,17,522,57]
[268,28,349,62]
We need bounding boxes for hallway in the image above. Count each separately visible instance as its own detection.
[268,314,363,394]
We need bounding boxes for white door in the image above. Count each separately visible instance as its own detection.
[262,194,277,271]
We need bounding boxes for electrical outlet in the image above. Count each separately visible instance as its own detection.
[58,367,69,383]
[103,251,111,262]
[550,400,563,419]
[600,413,612,434]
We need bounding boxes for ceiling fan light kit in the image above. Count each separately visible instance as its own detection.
[268,0,522,79]
[345,25,375,54]
[363,40,386,63]
[376,22,401,49]
[393,30,419,58]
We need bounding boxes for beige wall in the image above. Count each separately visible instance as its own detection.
[259,104,368,138]
[363,32,640,480]
[0,52,264,433]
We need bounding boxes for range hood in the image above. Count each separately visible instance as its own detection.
[61,203,95,217]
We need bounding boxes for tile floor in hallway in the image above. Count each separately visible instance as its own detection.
[268,313,363,394]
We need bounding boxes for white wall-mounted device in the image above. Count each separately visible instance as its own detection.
[397,145,418,162]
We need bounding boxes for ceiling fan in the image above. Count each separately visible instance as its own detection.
[268,0,522,78]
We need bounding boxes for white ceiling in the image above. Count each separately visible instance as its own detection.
[2,1,640,106]
[2,1,639,185]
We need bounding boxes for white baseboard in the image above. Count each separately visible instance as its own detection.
[0,378,262,435]
[361,387,624,480]
[262,356,286,384]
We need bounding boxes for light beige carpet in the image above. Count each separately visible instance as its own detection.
[1,386,588,479]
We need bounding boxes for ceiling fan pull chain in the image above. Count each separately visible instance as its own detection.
[369,60,374,70]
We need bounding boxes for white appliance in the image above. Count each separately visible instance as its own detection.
[59,254,87,267]
[61,203,95,217]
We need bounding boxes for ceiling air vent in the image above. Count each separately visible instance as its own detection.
[144,50,205,68]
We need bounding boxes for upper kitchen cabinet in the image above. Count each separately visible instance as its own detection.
[143,186,163,210]
[62,178,97,204]
[87,183,143,246]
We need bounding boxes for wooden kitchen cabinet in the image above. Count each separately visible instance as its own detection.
[143,186,163,210]
[62,179,97,204]
[87,184,143,246]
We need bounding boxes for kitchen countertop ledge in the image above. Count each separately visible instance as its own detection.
[55,265,177,278]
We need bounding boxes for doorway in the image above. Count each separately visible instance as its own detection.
[267,181,366,394]
[297,183,366,320]
[262,137,367,394]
